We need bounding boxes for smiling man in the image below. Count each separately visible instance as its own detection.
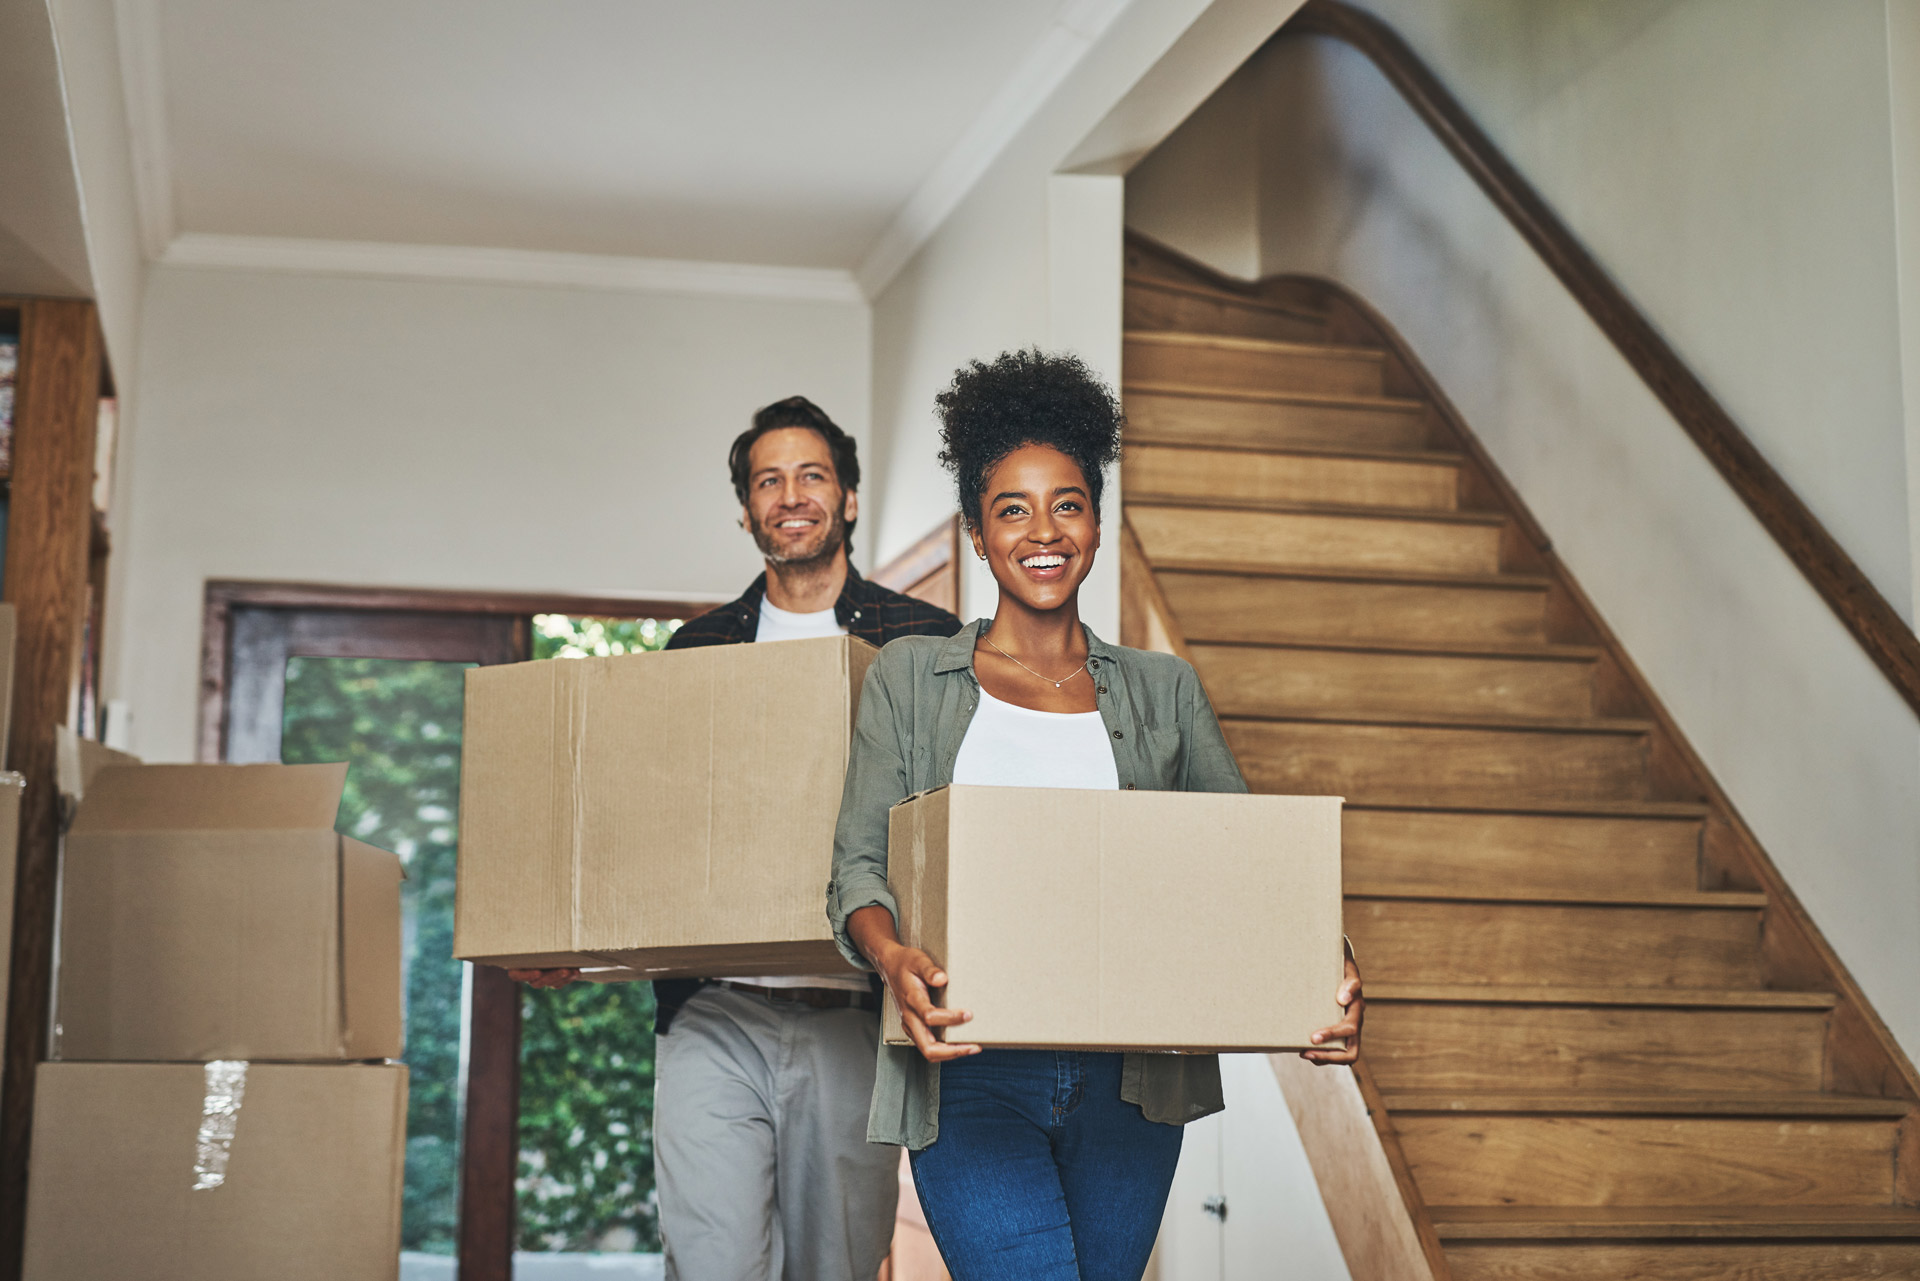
[654,395,961,1280]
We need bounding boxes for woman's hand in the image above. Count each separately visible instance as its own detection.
[1301,956,1363,1065]
[848,905,980,1063]
[506,967,581,989]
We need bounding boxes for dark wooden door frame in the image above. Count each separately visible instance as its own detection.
[199,579,713,1281]
[0,299,108,1281]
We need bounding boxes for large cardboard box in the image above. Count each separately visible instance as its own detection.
[24,1061,407,1281]
[55,761,403,1062]
[457,635,878,977]
[884,786,1345,1052]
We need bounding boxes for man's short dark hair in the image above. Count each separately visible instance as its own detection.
[730,396,860,550]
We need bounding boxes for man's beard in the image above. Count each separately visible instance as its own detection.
[751,504,848,567]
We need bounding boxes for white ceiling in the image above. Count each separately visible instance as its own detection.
[132,0,1118,287]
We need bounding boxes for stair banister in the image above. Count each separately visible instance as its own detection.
[1281,0,1920,718]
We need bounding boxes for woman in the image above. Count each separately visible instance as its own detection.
[827,350,1363,1279]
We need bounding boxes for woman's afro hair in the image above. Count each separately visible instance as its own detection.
[935,348,1124,527]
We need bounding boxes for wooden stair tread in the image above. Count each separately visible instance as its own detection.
[1123,378,1426,413]
[1367,983,1837,1009]
[1430,1205,1920,1241]
[1347,886,1767,909]
[1223,709,1654,735]
[1383,1091,1909,1118]
[1345,797,1709,819]
[1130,491,1508,526]
[1125,431,1465,466]
[1125,329,1386,362]
[1193,635,1601,662]
[1152,556,1550,592]
[1122,273,1325,321]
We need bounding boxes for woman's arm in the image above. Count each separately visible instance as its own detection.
[847,904,979,1062]
[828,647,980,1062]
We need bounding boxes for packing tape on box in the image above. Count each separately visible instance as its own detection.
[191,1060,249,1191]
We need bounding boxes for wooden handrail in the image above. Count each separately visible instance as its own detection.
[1283,0,1920,718]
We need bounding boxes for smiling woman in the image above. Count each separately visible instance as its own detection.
[831,350,1365,1281]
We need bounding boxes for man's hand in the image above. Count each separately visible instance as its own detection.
[847,903,979,1063]
[507,967,581,989]
[1301,956,1363,1065]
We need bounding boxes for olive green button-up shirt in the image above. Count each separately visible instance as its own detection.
[827,619,1250,1150]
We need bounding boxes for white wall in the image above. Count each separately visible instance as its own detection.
[110,264,870,762]
[1127,2,1920,1056]
[865,0,1310,630]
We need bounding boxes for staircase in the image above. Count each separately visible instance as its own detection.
[1120,235,1920,1281]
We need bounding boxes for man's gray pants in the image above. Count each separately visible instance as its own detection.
[656,986,899,1280]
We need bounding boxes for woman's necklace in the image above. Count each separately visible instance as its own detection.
[981,634,1088,689]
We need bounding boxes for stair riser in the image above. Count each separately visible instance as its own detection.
[1349,900,1762,989]
[1367,1004,1828,1094]
[1345,810,1702,897]
[1193,645,1595,720]
[1132,506,1503,576]
[1125,444,1460,511]
[1227,721,1651,805]
[1126,338,1385,396]
[1160,572,1549,646]
[1124,287,1325,343]
[1447,1241,1920,1281]
[1126,390,1431,451]
[1401,1115,1899,1208]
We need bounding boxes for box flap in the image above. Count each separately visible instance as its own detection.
[339,837,404,1059]
[69,762,347,834]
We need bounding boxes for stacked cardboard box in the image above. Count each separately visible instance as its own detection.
[24,758,408,1281]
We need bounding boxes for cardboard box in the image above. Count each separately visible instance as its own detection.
[883,786,1345,1052]
[0,603,15,767]
[457,635,877,977]
[23,1061,407,1281]
[0,772,21,1068]
[55,761,403,1062]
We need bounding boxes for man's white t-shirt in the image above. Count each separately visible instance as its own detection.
[743,597,871,991]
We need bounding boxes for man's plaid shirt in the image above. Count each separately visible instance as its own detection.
[665,565,961,652]
[653,563,961,1033]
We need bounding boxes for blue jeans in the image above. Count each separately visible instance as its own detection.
[908,1050,1184,1281]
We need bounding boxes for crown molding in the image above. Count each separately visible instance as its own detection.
[158,233,867,303]
[854,0,1135,299]
[111,0,175,257]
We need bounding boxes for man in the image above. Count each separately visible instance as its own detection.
[522,395,959,1280]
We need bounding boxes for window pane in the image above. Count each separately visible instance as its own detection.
[280,656,471,1257]
[517,616,681,1260]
